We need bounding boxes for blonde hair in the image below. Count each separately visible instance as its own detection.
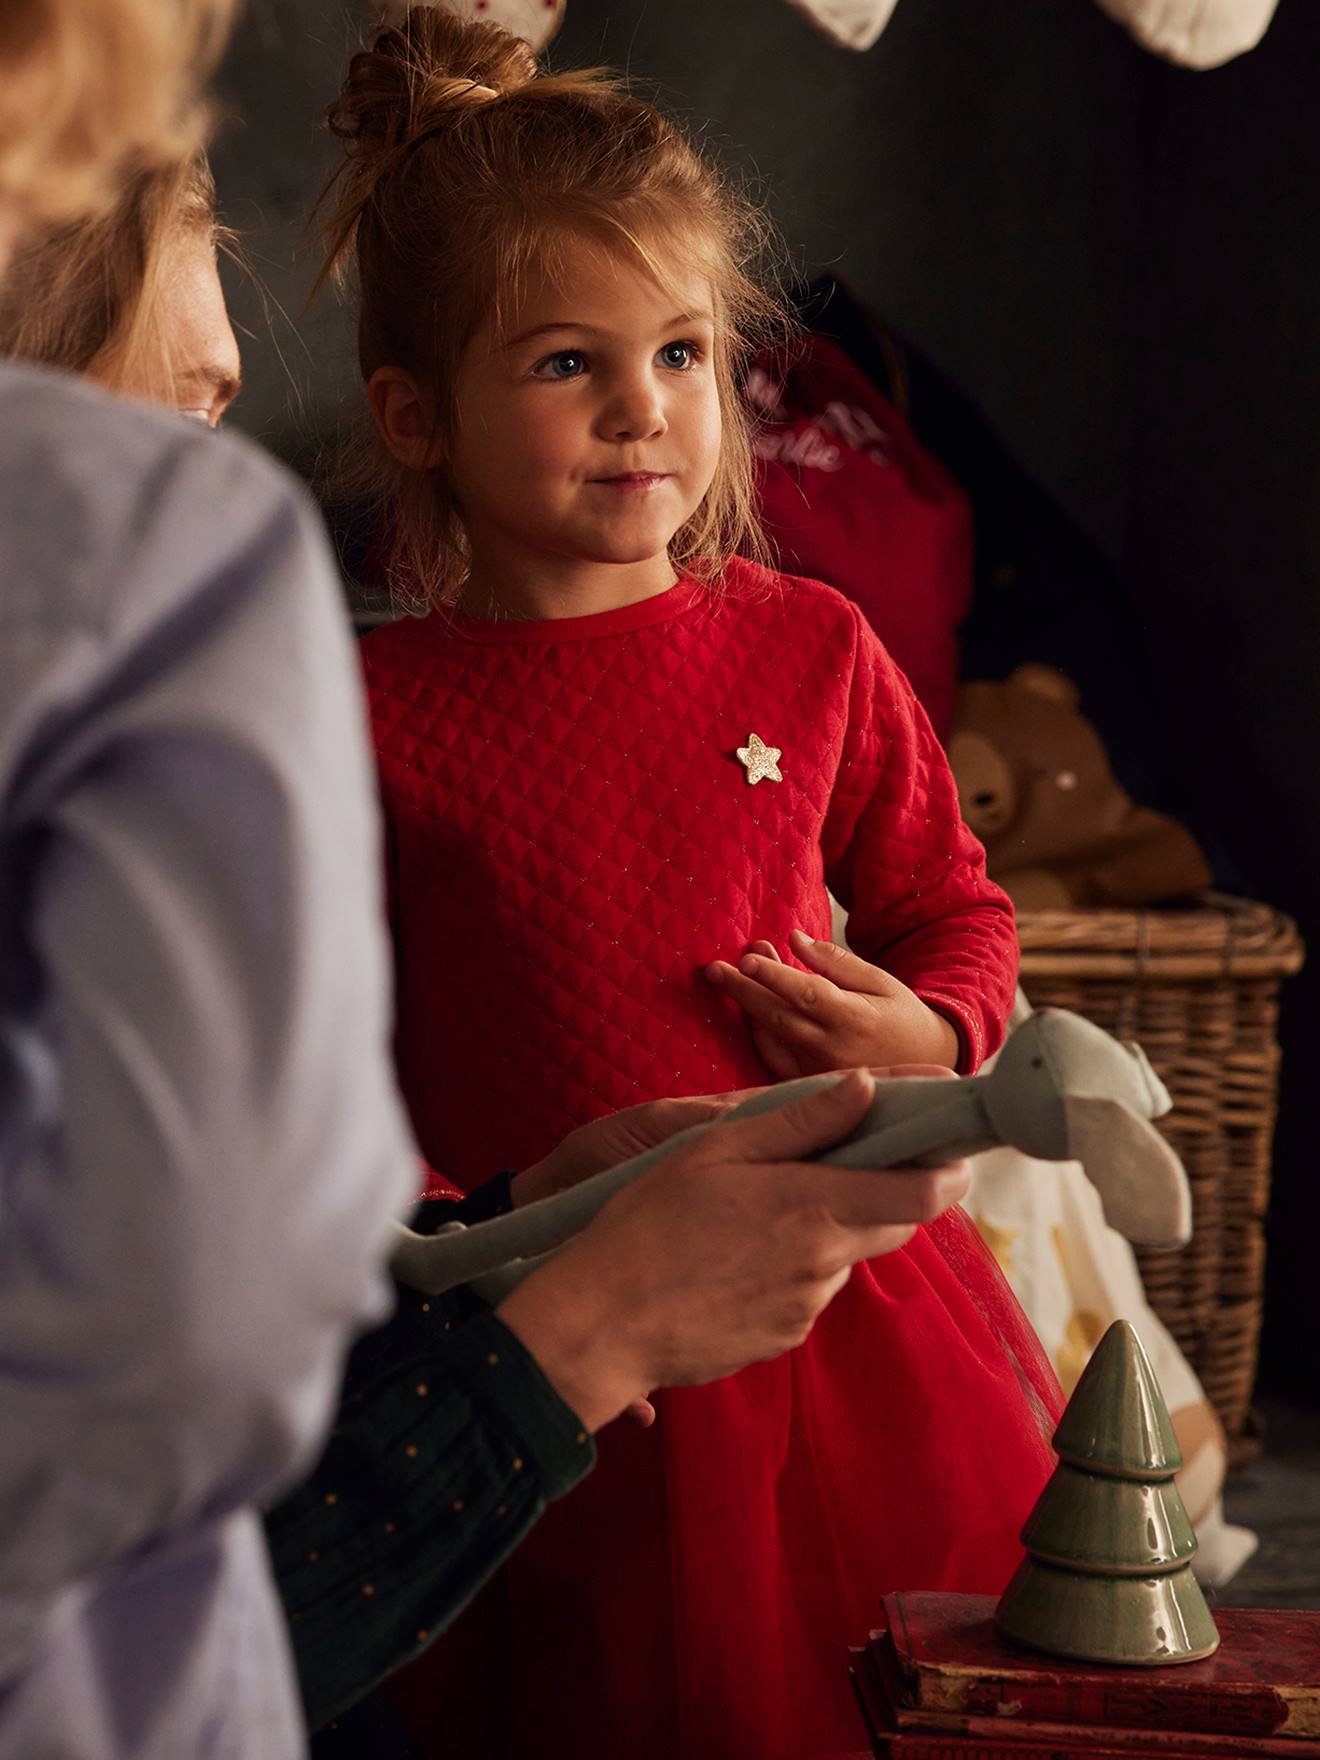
[0,0,233,230]
[318,8,790,609]
[0,155,223,392]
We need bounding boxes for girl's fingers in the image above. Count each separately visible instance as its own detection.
[704,960,830,1040]
[718,953,845,1022]
[746,938,781,962]
[788,929,894,997]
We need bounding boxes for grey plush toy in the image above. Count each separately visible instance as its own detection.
[391,1007,1191,1307]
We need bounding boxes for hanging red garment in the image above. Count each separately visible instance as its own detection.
[362,562,1060,1760]
[752,334,974,741]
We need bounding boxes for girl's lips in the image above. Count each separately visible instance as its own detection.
[589,472,670,491]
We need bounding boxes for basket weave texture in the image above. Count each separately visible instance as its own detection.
[1016,893,1303,1468]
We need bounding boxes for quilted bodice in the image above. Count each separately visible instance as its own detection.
[362,560,1015,1189]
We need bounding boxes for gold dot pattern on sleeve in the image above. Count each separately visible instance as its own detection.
[405,1444,418,1458]
[416,1384,429,1397]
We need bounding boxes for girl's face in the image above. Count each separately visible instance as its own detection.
[445,243,723,583]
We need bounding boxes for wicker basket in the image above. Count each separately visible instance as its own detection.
[1016,893,1303,1467]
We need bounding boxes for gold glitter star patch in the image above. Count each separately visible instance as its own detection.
[736,732,783,785]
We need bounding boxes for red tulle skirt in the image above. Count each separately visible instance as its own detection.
[388,1205,1062,1760]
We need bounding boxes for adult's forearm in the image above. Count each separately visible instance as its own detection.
[266,1286,594,1731]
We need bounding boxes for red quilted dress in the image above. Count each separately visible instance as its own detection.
[361,561,1061,1760]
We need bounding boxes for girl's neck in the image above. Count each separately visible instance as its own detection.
[458,547,679,623]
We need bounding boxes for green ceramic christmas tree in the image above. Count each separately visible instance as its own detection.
[996,1319,1220,1666]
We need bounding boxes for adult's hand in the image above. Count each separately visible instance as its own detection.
[513,1060,953,1209]
[497,1069,969,1433]
[512,1094,743,1208]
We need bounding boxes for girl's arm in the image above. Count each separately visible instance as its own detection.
[819,604,1019,1072]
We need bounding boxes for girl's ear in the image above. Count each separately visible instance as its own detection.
[368,366,445,470]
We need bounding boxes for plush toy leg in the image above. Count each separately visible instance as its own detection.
[784,0,903,52]
[1092,0,1279,69]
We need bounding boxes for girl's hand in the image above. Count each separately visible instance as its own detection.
[705,930,960,1079]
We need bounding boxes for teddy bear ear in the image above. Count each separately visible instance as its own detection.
[1009,664,1081,711]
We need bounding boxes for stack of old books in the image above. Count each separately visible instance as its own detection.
[851,1592,1320,1760]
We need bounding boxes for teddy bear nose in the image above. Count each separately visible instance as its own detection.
[974,791,999,808]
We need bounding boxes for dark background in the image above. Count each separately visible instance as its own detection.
[214,0,1319,1392]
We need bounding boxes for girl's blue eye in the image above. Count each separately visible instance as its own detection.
[658,341,698,370]
[534,351,586,380]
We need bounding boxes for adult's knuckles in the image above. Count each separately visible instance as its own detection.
[801,1245,849,1285]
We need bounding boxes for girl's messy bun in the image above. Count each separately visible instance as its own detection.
[327,11,536,162]
[317,12,608,302]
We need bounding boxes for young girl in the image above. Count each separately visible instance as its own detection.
[321,14,1061,1758]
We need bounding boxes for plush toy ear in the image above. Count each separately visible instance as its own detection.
[1008,663,1080,711]
[1062,1095,1192,1247]
[783,0,902,51]
[1091,0,1278,70]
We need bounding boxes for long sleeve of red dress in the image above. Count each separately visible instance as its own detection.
[820,597,1017,1069]
[359,562,1059,1760]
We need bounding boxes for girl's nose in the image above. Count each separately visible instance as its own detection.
[597,379,668,444]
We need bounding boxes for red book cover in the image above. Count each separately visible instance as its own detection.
[880,1594,1320,1744]
[853,1646,1253,1759]
[855,1624,1320,1759]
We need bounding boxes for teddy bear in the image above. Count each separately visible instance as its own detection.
[948,664,1211,910]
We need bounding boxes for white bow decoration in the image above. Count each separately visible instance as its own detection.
[785,0,1278,68]
[1091,0,1279,69]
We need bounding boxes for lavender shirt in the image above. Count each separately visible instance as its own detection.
[0,364,415,1757]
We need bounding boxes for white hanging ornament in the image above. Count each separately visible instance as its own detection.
[784,0,902,51]
[373,0,566,55]
[783,0,1277,65]
[1091,0,1278,69]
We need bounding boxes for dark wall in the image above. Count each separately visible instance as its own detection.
[214,0,1319,1383]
